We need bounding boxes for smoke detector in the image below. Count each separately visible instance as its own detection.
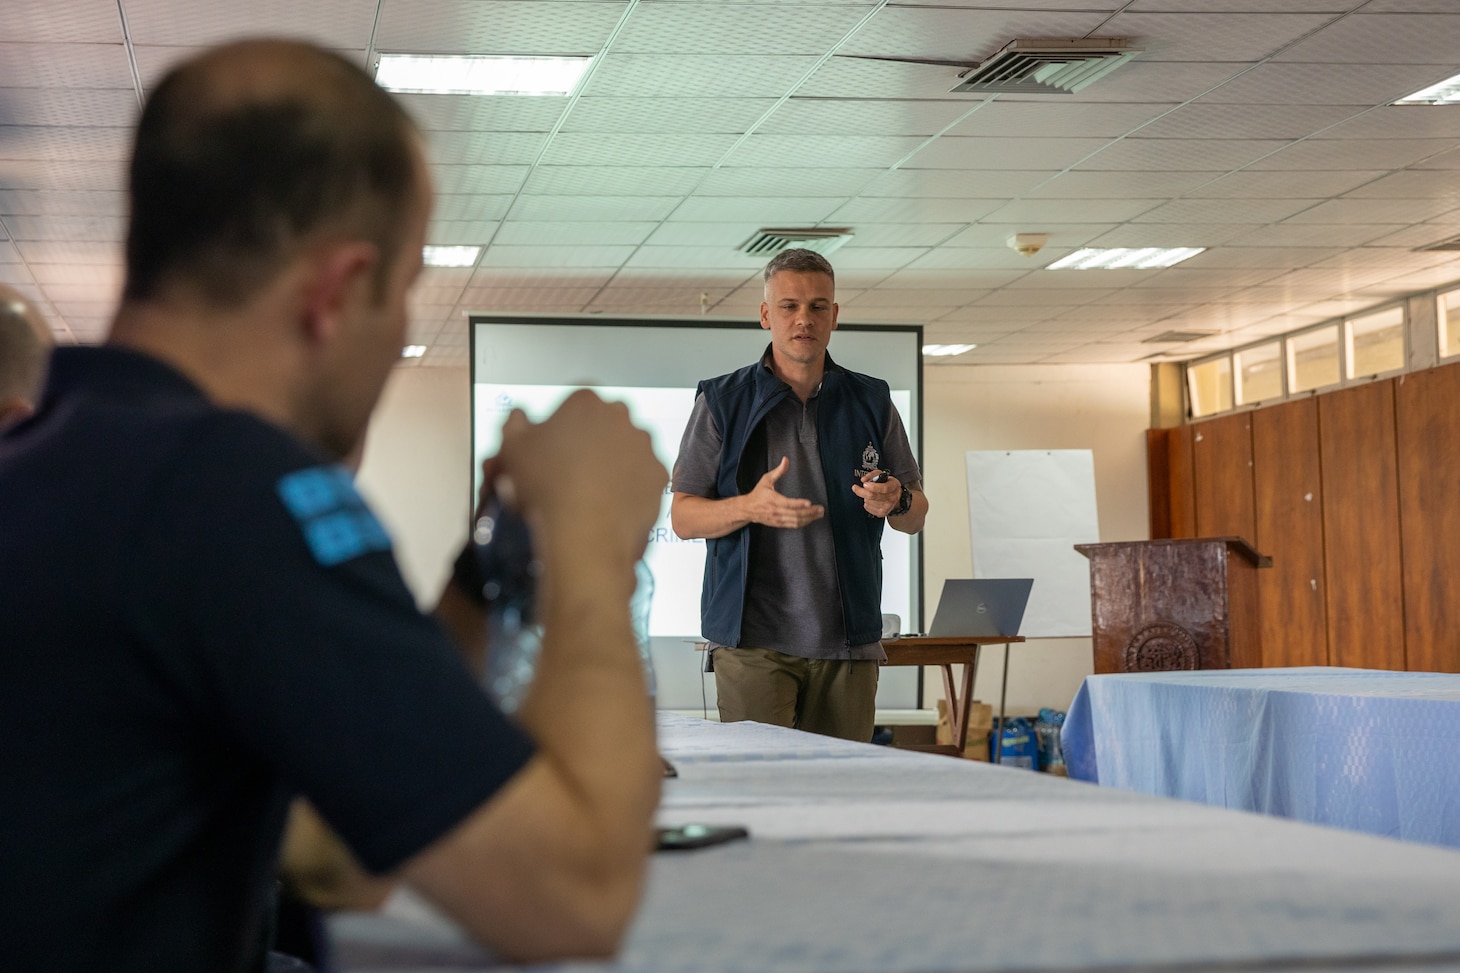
[951,38,1142,95]
[738,228,854,257]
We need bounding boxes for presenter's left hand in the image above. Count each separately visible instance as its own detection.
[854,473,901,518]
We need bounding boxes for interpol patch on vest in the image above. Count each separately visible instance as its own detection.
[276,466,392,566]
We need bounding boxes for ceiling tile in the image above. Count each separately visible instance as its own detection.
[911,247,1085,271]
[1055,61,1250,104]
[423,221,500,246]
[1253,138,1460,171]
[480,245,636,269]
[670,195,848,223]
[395,94,567,134]
[905,136,1111,172]
[795,57,977,101]
[523,166,709,196]
[839,7,1112,61]
[1178,247,1343,269]
[860,168,1060,198]
[563,98,776,134]
[760,98,972,137]
[839,223,967,248]
[124,0,373,46]
[826,247,928,271]
[935,304,1056,324]
[844,288,990,308]
[827,197,1006,223]
[0,43,134,88]
[1184,169,1388,199]
[540,132,739,167]
[457,286,600,310]
[431,195,515,223]
[622,246,772,270]
[507,195,682,222]
[693,167,881,198]
[1272,13,1460,65]
[0,190,126,216]
[0,125,130,162]
[1024,170,1224,199]
[4,214,125,241]
[1315,106,1460,141]
[723,134,926,168]
[1283,197,1460,224]
[1091,224,1264,247]
[947,101,1180,139]
[1082,138,1291,171]
[1101,12,1343,61]
[428,166,529,195]
[980,198,1164,223]
[1366,223,1460,249]
[494,221,658,246]
[1343,169,1460,200]
[1227,223,1408,247]
[1136,103,1364,141]
[423,131,549,166]
[27,261,121,285]
[941,223,1118,249]
[4,0,123,43]
[0,88,138,128]
[643,222,761,248]
[1132,197,1316,224]
[585,54,819,98]
[374,0,627,54]
[615,4,870,55]
[14,240,119,263]
[1200,62,1457,106]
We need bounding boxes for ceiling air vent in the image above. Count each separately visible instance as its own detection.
[738,228,854,257]
[951,38,1142,95]
[1416,232,1460,252]
[1142,330,1217,344]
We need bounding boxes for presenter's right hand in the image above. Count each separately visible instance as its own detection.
[745,456,825,529]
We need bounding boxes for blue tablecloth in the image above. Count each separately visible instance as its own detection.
[1063,666,1460,847]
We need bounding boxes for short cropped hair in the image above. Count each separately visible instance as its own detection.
[123,41,421,307]
[763,248,835,284]
[0,292,51,406]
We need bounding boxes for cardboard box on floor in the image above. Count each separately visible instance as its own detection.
[935,699,993,761]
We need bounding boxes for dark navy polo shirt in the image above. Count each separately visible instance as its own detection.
[0,346,533,973]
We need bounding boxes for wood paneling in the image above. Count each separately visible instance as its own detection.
[1319,380,1406,670]
[1397,362,1460,673]
[1146,427,1196,540]
[1252,399,1328,667]
[1192,413,1256,543]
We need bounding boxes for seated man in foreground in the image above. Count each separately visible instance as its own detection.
[0,39,664,971]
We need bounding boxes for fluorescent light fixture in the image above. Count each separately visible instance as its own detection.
[1047,247,1205,270]
[1394,71,1460,105]
[923,343,977,357]
[422,245,481,268]
[376,54,592,96]
[401,345,427,359]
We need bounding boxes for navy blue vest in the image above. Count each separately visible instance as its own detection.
[698,347,890,649]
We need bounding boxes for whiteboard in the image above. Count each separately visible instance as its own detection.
[965,450,1099,638]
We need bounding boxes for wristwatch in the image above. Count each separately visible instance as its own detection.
[890,483,913,518]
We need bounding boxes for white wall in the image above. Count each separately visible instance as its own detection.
[355,360,1153,718]
[355,366,472,609]
[921,363,1151,716]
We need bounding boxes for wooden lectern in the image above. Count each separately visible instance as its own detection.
[1075,538,1272,673]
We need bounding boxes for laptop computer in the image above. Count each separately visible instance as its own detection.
[927,579,1033,638]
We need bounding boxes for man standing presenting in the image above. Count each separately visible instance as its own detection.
[671,249,928,742]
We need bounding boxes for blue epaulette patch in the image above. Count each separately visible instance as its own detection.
[276,465,392,567]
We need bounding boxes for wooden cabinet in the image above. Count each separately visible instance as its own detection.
[1253,399,1328,667]
[1319,380,1405,670]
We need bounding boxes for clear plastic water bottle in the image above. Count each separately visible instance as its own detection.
[475,496,657,711]
[631,559,657,701]
[473,498,541,714]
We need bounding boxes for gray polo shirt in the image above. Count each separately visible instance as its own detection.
[672,367,920,661]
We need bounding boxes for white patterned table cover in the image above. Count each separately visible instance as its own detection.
[334,710,1460,972]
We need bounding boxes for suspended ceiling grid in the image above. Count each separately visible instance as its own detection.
[4,0,1460,367]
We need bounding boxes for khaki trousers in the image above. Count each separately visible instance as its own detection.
[713,646,879,743]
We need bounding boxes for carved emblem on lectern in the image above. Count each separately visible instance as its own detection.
[1122,623,1199,672]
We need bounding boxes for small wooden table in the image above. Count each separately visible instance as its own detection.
[883,635,1027,760]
